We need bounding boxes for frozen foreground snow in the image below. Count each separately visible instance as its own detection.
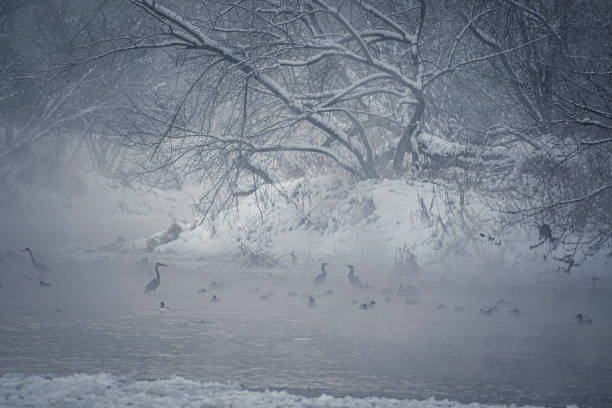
[0,373,554,408]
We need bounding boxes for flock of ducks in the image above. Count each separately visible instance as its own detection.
[0,249,599,325]
[141,261,598,324]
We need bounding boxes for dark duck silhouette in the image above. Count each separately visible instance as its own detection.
[20,248,51,275]
[346,265,363,290]
[144,262,167,293]
[575,313,593,324]
[39,279,51,287]
[308,295,316,308]
[313,263,328,290]
[160,301,170,310]
[592,276,601,290]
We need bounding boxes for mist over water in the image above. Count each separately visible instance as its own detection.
[1,1,611,407]
[1,253,611,407]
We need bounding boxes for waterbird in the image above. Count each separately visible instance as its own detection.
[359,300,376,310]
[209,281,225,291]
[347,264,363,290]
[210,294,220,303]
[20,248,51,274]
[308,295,316,308]
[313,263,328,290]
[144,262,167,293]
[160,301,170,310]
[39,279,51,287]
[575,313,593,324]
[509,307,521,315]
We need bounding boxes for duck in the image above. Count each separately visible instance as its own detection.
[210,294,220,303]
[159,301,170,310]
[480,306,493,314]
[509,307,521,315]
[592,276,601,290]
[575,313,593,324]
[308,295,316,308]
[39,279,51,288]
[209,281,225,291]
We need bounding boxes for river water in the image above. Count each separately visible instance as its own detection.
[0,263,610,407]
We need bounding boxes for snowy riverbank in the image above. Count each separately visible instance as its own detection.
[0,373,559,408]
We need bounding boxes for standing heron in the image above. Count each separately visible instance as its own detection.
[144,262,167,293]
[346,265,363,290]
[20,248,51,274]
[313,263,328,290]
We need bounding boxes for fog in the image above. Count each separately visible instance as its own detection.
[1,245,611,406]
[1,0,611,407]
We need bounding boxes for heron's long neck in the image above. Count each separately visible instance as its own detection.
[321,266,327,275]
[26,249,37,267]
[155,266,160,281]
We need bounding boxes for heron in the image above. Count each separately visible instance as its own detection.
[346,265,363,290]
[313,263,328,290]
[20,248,51,275]
[144,262,167,293]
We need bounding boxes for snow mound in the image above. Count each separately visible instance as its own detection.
[0,373,551,408]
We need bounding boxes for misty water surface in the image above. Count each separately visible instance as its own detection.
[0,258,610,408]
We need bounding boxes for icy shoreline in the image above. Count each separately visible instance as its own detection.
[0,373,554,408]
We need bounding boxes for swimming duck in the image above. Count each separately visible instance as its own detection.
[39,279,51,287]
[160,301,170,310]
[209,281,225,291]
[308,296,316,308]
[210,295,220,303]
[575,313,593,324]
[480,306,493,314]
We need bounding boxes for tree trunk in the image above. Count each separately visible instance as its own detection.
[393,95,425,171]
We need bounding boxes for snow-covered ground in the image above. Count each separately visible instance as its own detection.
[0,373,553,408]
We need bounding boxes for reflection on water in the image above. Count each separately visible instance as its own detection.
[0,271,611,408]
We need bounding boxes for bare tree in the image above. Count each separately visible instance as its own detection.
[80,0,548,217]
